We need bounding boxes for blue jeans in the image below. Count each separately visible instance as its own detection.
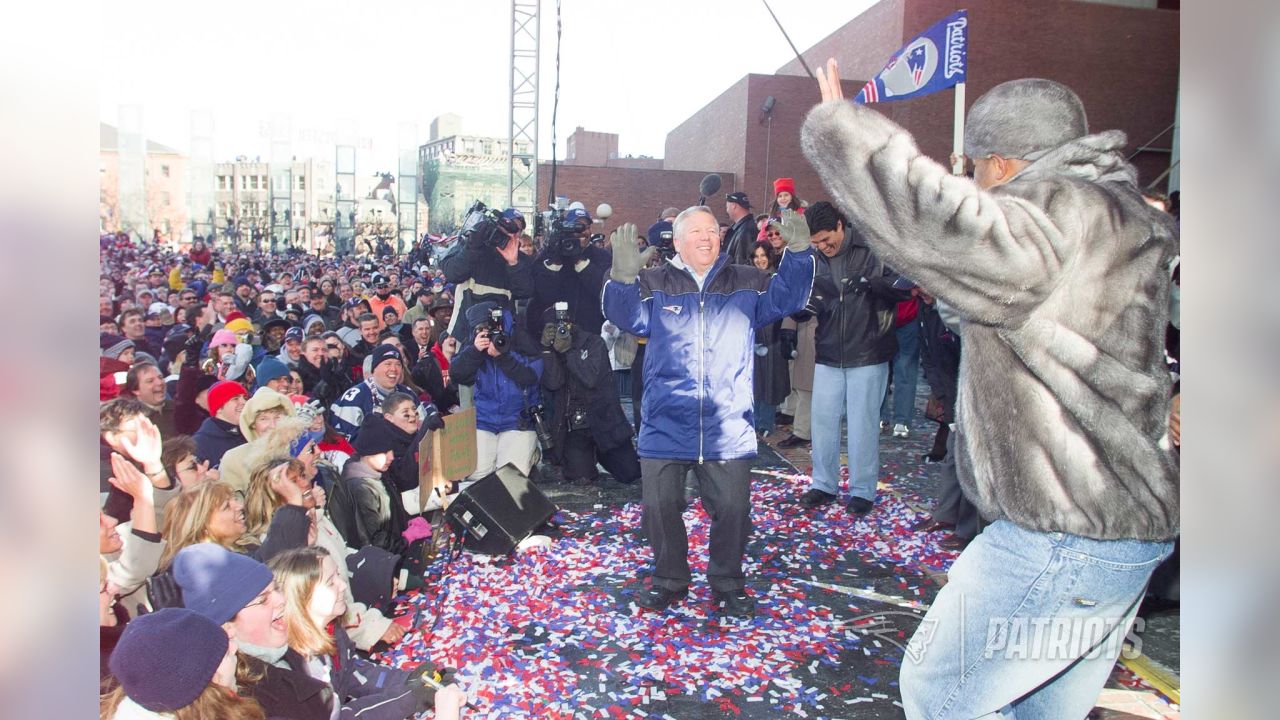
[810,362,889,501]
[900,519,1173,719]
[881,320,921,427]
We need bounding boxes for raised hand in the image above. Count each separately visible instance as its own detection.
[768,209,812,253]
[816,58,844,103]
[609,224,655,284]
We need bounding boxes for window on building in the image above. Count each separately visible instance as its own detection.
[161,192,171,206]
[239,175,247,190]
[293,202,305,219]
[482,141,493,155]
[161,164,170,177]
[463,140,476,154]
[297,175,306,191]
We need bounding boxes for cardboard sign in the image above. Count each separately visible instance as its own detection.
[418,407,477,509]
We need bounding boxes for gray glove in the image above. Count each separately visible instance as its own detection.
[769,208,811,253]
[609,224,656,284]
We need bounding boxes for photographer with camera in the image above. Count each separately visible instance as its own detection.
[439,203,534,345]
[526,207,611,338]
[538,303,639,486]
[448,301,544,482]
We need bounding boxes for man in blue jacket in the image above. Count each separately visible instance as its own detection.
[602,206,814,618]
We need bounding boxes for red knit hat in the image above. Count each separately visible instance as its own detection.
[224,310,248,324]
[773,177,796,197]
[207,380,248,417]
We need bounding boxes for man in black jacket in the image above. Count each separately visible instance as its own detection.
[798,202,911,514]
[538,304,639,485]
[439,208,534,343]
[525,208,612,337]
[721,192,757,266]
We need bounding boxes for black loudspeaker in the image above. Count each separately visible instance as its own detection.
[444,472,558,555]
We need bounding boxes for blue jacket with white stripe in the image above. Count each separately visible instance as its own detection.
[602,249,814,461]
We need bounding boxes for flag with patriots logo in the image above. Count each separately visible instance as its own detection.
[854,9,968,105]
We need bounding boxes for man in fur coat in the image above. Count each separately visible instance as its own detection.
[802,64,1178,718]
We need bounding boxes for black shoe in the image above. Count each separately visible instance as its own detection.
[938,534,971,551]
[846,496,874,515]
[799,488,837,507]
[713,589,757,618]
[910,516,955,533]
[633,585,687,611]
[778,434,810,449]
[921,452,946,463]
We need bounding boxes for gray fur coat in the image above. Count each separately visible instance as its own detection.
[802,101,1178,541]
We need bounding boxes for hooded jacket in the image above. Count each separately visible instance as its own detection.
[802,101,1179,541]
[602,249,814,461]
[217,388,296,493]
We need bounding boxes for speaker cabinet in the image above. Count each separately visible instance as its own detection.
[444,471,557,555]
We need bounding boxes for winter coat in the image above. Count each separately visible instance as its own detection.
[323,624,421,720]
[296,356,350,409]
[310,511,394,652]
[218,388,296,494]
[448,313,543,434]
[540,328,635,457]
[525,246,612,337]
[808,225,912,369]
[753,312,791,406]
[918,302,961,424]
[781,315,816,391]
[722,214,757,266]
[602,249,814,461]
[409,353,458,410]
[191,416,243,468]
[329,378,426,441]
[172,364,210,436]
[802,101,1179,541]
[238,650,332,720]
[331,458,408,556]
[439,233,535,341]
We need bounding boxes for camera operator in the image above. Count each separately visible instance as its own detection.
[440,205,534,345]
[538,304,639,485]
[526,207,611,337]
[448,301,544,482]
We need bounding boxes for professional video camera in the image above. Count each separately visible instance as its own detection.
[459,200,523,251]
[475,307,509,351]
[543,206,592,259]
[646,220,677,262]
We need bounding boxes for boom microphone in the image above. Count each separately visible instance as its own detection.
[697,173,722,206]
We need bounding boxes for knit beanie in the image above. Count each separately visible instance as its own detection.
[352,412,400,457]
[772,177,796,197]
[254,357,291,391]
[108,608,228,712]
[100,333,135,360]
[207,380,249,417]
[172,542,273,625]
[210,329,238,347]
[225,317,253,335]
[368,344,402,373]
[347,546,401,611]
[964,78,1089,161]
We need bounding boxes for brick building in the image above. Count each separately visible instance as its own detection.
[99,123,189,243]
[666,0,1180,209]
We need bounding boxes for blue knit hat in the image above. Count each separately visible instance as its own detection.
[108,608,228,712]
[254,357,291,391]
[172,543,273,625]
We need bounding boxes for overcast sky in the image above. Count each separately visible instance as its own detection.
[100,0,874,171]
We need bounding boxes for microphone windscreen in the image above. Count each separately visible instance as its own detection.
[698,174,722,198]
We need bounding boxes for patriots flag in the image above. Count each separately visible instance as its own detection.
[854,9,968,104]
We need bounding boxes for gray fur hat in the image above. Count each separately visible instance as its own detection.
[964,79,1088,161]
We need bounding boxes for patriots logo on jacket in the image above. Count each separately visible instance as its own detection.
[662,305,682,314]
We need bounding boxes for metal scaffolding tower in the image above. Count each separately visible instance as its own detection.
[508,0,539,218]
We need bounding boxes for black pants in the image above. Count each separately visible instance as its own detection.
[562,429,640,484]
[933,429,980,540]
[640,457,753,593]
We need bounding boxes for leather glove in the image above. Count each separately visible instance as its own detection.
[540,323,557,349]
[552,333,572,354]
[609,224,655,284]
[768,208,811,253]
[145,570,184,613]
[406,661,458,712]
[421,402,446,431]
[183,334,204,367]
